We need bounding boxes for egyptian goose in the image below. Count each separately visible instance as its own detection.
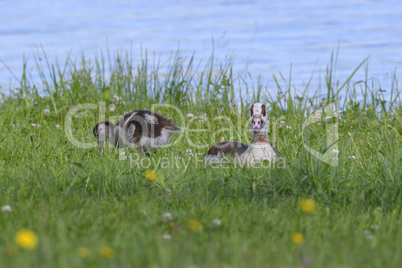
[204,103,281,165]
[93,110,182,154]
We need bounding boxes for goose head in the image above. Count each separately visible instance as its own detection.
[250,103,268,132]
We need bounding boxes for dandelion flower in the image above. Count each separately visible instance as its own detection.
[187,219,203,232]
[15,229,38,250]
[144,170,158,181]
[291,232,305,245]
[212,219,221,226]
[43,109,50,115]
[163,212,173,221]
[1,205,12,213]
[99,246,115,259]
[298,198,318,214]
[77,247,91,258]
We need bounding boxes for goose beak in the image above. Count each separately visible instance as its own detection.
[252,117,262,130]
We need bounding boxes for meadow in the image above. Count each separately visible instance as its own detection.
[0,49,401,267]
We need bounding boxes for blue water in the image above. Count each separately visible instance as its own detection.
[1,0,402,95]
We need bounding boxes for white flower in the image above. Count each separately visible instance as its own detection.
[332,149,339,157]
[44,109,50,115]
[162,234,171,240]
[119,151,127,160]
[348,155,356,160]
[108,104,116,111]
[10,124,15,127]
[324,116,331,122]
[213,219,221,226]
[56,124,61,129]
[364,230,374,240]
[186,149,195,158]
[279,121,286,128]
[31,123,36,127]
[199,119,204,123]
[1,205,12,213]
[332,157,338,162]
[163,212,173,221]
[113,95,123,103]
[71,106,77,114]
[315,110,322,119]
[286,125,292,129]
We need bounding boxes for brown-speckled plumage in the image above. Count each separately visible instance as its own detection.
[93,109,181,152]
[206,141,248,158]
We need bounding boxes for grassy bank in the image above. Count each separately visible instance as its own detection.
[0,49,401,267]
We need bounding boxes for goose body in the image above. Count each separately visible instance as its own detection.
[204,103,281,165]
[239,138,281,164]
[93,110,181,153]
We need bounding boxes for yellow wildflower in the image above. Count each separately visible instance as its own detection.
[144,170,158,181]
[77,247,91,258]
[298,198,318,213]
[99,246,115,259]
[15,229,38,250]
[187,220,203,232]
[291,232,305,245]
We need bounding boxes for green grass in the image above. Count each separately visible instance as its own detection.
[0,48,401,268]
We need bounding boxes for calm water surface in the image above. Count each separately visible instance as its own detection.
[1,0,402,95]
